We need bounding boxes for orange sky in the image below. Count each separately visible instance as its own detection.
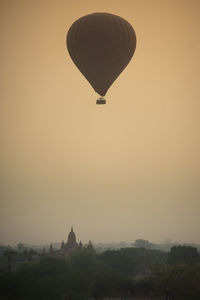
[1,0,200,245]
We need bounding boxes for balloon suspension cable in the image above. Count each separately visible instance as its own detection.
[96,97,106,105]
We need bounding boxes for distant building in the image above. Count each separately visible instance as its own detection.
[48,226,93,258]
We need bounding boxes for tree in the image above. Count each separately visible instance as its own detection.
[153,263,200,299]
[3,246,16,271]
[17,243,26,252]
[134,239,153,249]
[169,245,199,266]
[70,247,96,276]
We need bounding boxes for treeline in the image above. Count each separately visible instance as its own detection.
[95,239,200,253]
[0,245,200,299]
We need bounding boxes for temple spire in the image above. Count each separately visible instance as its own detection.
[61,240,65,249]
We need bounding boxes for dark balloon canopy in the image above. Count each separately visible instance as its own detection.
[67,13,136,97]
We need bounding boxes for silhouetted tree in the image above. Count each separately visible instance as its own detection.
[134,239,153,249]
[169,245,199,266]
[153,263,200,299]
[3,246,16,271]
[17,243,26,252]
[0,246,199,299]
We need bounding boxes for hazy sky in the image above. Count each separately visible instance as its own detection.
[1,0,200,245]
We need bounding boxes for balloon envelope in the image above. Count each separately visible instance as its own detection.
[67,13,136,96]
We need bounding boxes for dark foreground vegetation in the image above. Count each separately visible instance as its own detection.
[0,245,200,299]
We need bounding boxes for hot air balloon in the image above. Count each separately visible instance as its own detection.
[67,13,136,104]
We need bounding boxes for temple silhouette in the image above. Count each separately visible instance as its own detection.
[47,226,93,258]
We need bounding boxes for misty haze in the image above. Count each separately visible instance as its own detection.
[1,0,200,299]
